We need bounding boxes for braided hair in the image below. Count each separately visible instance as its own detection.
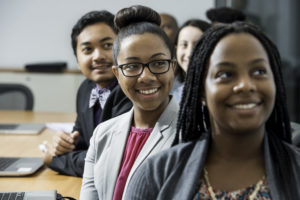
[174,21,296,198]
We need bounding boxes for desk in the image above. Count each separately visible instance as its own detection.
[0,111,81,199]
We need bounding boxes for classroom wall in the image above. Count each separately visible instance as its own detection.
[0,0,214,69]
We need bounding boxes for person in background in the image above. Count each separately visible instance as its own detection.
[80,5,179,200]
[172,19,210,102]
[206,6,246,25]
[159,13,179,45]
[125,22,300,200]
[42,10,132,177]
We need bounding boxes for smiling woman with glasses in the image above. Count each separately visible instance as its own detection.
[118,59,174,77]
[80,5,179,200]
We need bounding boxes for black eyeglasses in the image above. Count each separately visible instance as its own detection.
[118,59,173,77]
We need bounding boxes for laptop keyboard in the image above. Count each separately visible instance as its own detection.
[0,124,18,130]
[0,192,25,200]
[0,158,19,170]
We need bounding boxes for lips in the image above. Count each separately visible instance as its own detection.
[137,88,159,95]
[230,101,262,110]
[233,103,257,109]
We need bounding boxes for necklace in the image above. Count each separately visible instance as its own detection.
[203,168,265,200]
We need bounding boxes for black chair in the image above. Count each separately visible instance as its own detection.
[0,83,34,110]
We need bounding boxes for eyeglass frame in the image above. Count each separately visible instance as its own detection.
[117,59,175,77]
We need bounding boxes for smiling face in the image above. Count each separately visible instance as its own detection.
[176,26,203,72]
[204,33,276,135]
[76,22,116,88]
[113,33,175,113]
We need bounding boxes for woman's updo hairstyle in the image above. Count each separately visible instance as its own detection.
[113,5,174,65]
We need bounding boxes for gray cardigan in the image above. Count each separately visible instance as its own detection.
[80,97,179,200]
[125,133,300,200]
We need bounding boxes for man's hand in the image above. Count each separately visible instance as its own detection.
[40,131,79,165]
[40,141,55,165]
[52,130,80,155]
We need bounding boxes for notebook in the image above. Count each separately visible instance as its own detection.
[0,157,43,176]
[0,123,45,135]
[0,190,56,200]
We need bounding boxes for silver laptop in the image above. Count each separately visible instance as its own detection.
[0,157,43,176]
[0,123,45,135]
[0,190,56,200]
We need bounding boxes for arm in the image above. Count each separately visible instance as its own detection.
[80,132,99,199]
[124,161,158,200]
[46,80,91,176]
[46,113,89,176]
[48,150,86,177]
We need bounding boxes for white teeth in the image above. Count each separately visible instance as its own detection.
[234,103,257,109]
[139,88,158,95]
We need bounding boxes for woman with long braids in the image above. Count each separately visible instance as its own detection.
[125,22,300,200]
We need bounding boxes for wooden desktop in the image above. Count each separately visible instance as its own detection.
[0,111,82,199]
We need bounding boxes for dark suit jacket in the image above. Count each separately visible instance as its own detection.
[48,79,132,177]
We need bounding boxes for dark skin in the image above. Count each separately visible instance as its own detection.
[203,33,276,191]
[205,129,265,191]
[112,33,176,129]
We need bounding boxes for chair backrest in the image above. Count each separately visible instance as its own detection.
[0,83,34,110]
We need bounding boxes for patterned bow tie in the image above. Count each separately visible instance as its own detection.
[89,87,111,109]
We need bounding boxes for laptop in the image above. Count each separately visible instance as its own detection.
[0,157,44,176]
[0,190,56,200]
[0,123,45,135]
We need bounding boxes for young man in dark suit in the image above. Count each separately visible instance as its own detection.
[42,10,132,177]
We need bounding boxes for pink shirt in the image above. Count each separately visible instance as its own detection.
[113,126,153,200]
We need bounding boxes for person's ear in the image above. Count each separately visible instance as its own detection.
[112,65,119,79]
[171,59,177,72]
[201,93,206,106]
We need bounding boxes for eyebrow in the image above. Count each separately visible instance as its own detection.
[150,53,167,58]
[79,37,113,46]
[249,58,268,65]
[214,61,235,68]
[125,53,167,61]
[214,58,268,68]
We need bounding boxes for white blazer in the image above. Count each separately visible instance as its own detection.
[80,97,179,200]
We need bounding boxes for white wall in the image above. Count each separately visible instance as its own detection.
[0,0,214,69]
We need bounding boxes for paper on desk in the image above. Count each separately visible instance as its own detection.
[46,122,74,133]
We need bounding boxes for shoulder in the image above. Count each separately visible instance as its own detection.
[93,109,132,138]
[107,84,129,103]
[78,79,95,94]
[162,96,180,117]
[126,141,199,198]
[139,141,197,177]
[282,141,300,163]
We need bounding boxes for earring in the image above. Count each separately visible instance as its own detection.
[202,101,208,132]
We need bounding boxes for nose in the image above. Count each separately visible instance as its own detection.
[93,48,105,62]
[233,76,256,93]
[138,66,156,82]
[185,44,194,60]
